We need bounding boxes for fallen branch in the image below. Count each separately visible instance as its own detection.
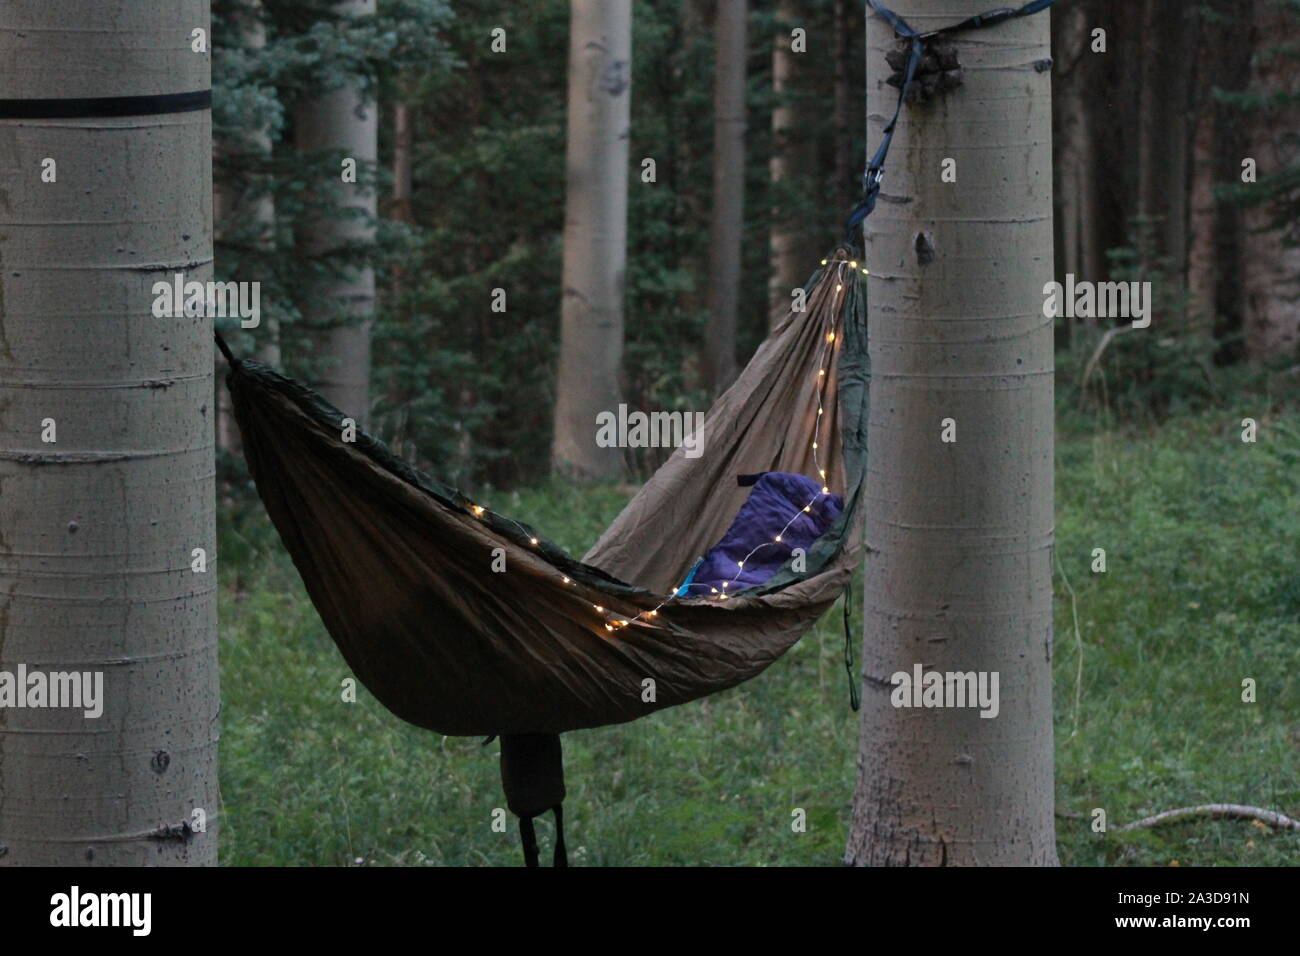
[1116,804,1300,832]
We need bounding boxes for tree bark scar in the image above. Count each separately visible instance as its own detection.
[914,231,936,266]
[600,60,630,96]
[150,821,195,843]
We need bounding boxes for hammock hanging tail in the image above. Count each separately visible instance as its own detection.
[223,249,869,738]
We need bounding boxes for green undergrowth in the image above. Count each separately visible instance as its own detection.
[217,402,1299,866]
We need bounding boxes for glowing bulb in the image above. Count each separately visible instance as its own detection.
[648,610,657,617]
[562,575,571,584]
[529,537,539,545]
[775,535,782,543]
[711,588,719,594]
[836,284,843,292]
[594,605,604,613]
[803,506,812,513]
[850,261,858,268]
[863,269,870,275]
[812,442,818,450]
[827,332,835,342]
[819,469,826,477]
[820,258,828,265]
[818,369,826,377]
[822,486,830,494]
[605,624,614,631]
[736,561,744,569]
[818,407,824,415]
[471,505,485,516]
[722,582,729,588]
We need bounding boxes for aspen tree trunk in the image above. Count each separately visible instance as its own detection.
[769,1,803,324]
[294,0,378,427]
[845,0,1057,866]
[1241,0,1300,360]
[705,0,747,393]
[551,0,631,481]
[0,0,218,865]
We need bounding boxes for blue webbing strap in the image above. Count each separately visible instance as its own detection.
[844,0,1055,239]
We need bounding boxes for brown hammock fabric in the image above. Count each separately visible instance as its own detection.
[223,248,869,739]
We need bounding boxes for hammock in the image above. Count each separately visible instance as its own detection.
[220,248,868,863]
[224,250,866,733]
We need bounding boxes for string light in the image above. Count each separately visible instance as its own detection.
[671,253,856,600]
[574,252,864,631]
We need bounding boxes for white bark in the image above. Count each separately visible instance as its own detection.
[294,0,378,426]
[846,0,1058,866]
[0,0,218,865]
[551,0,632,481]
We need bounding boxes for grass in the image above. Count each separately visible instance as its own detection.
[216,402,1300,866]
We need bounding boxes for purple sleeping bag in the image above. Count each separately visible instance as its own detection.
[683,472,844,596]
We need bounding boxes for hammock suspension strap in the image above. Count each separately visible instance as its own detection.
[844,0,1055,240]
[500,733,568,868]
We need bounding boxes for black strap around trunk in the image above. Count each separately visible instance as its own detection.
[0,89,211,120]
